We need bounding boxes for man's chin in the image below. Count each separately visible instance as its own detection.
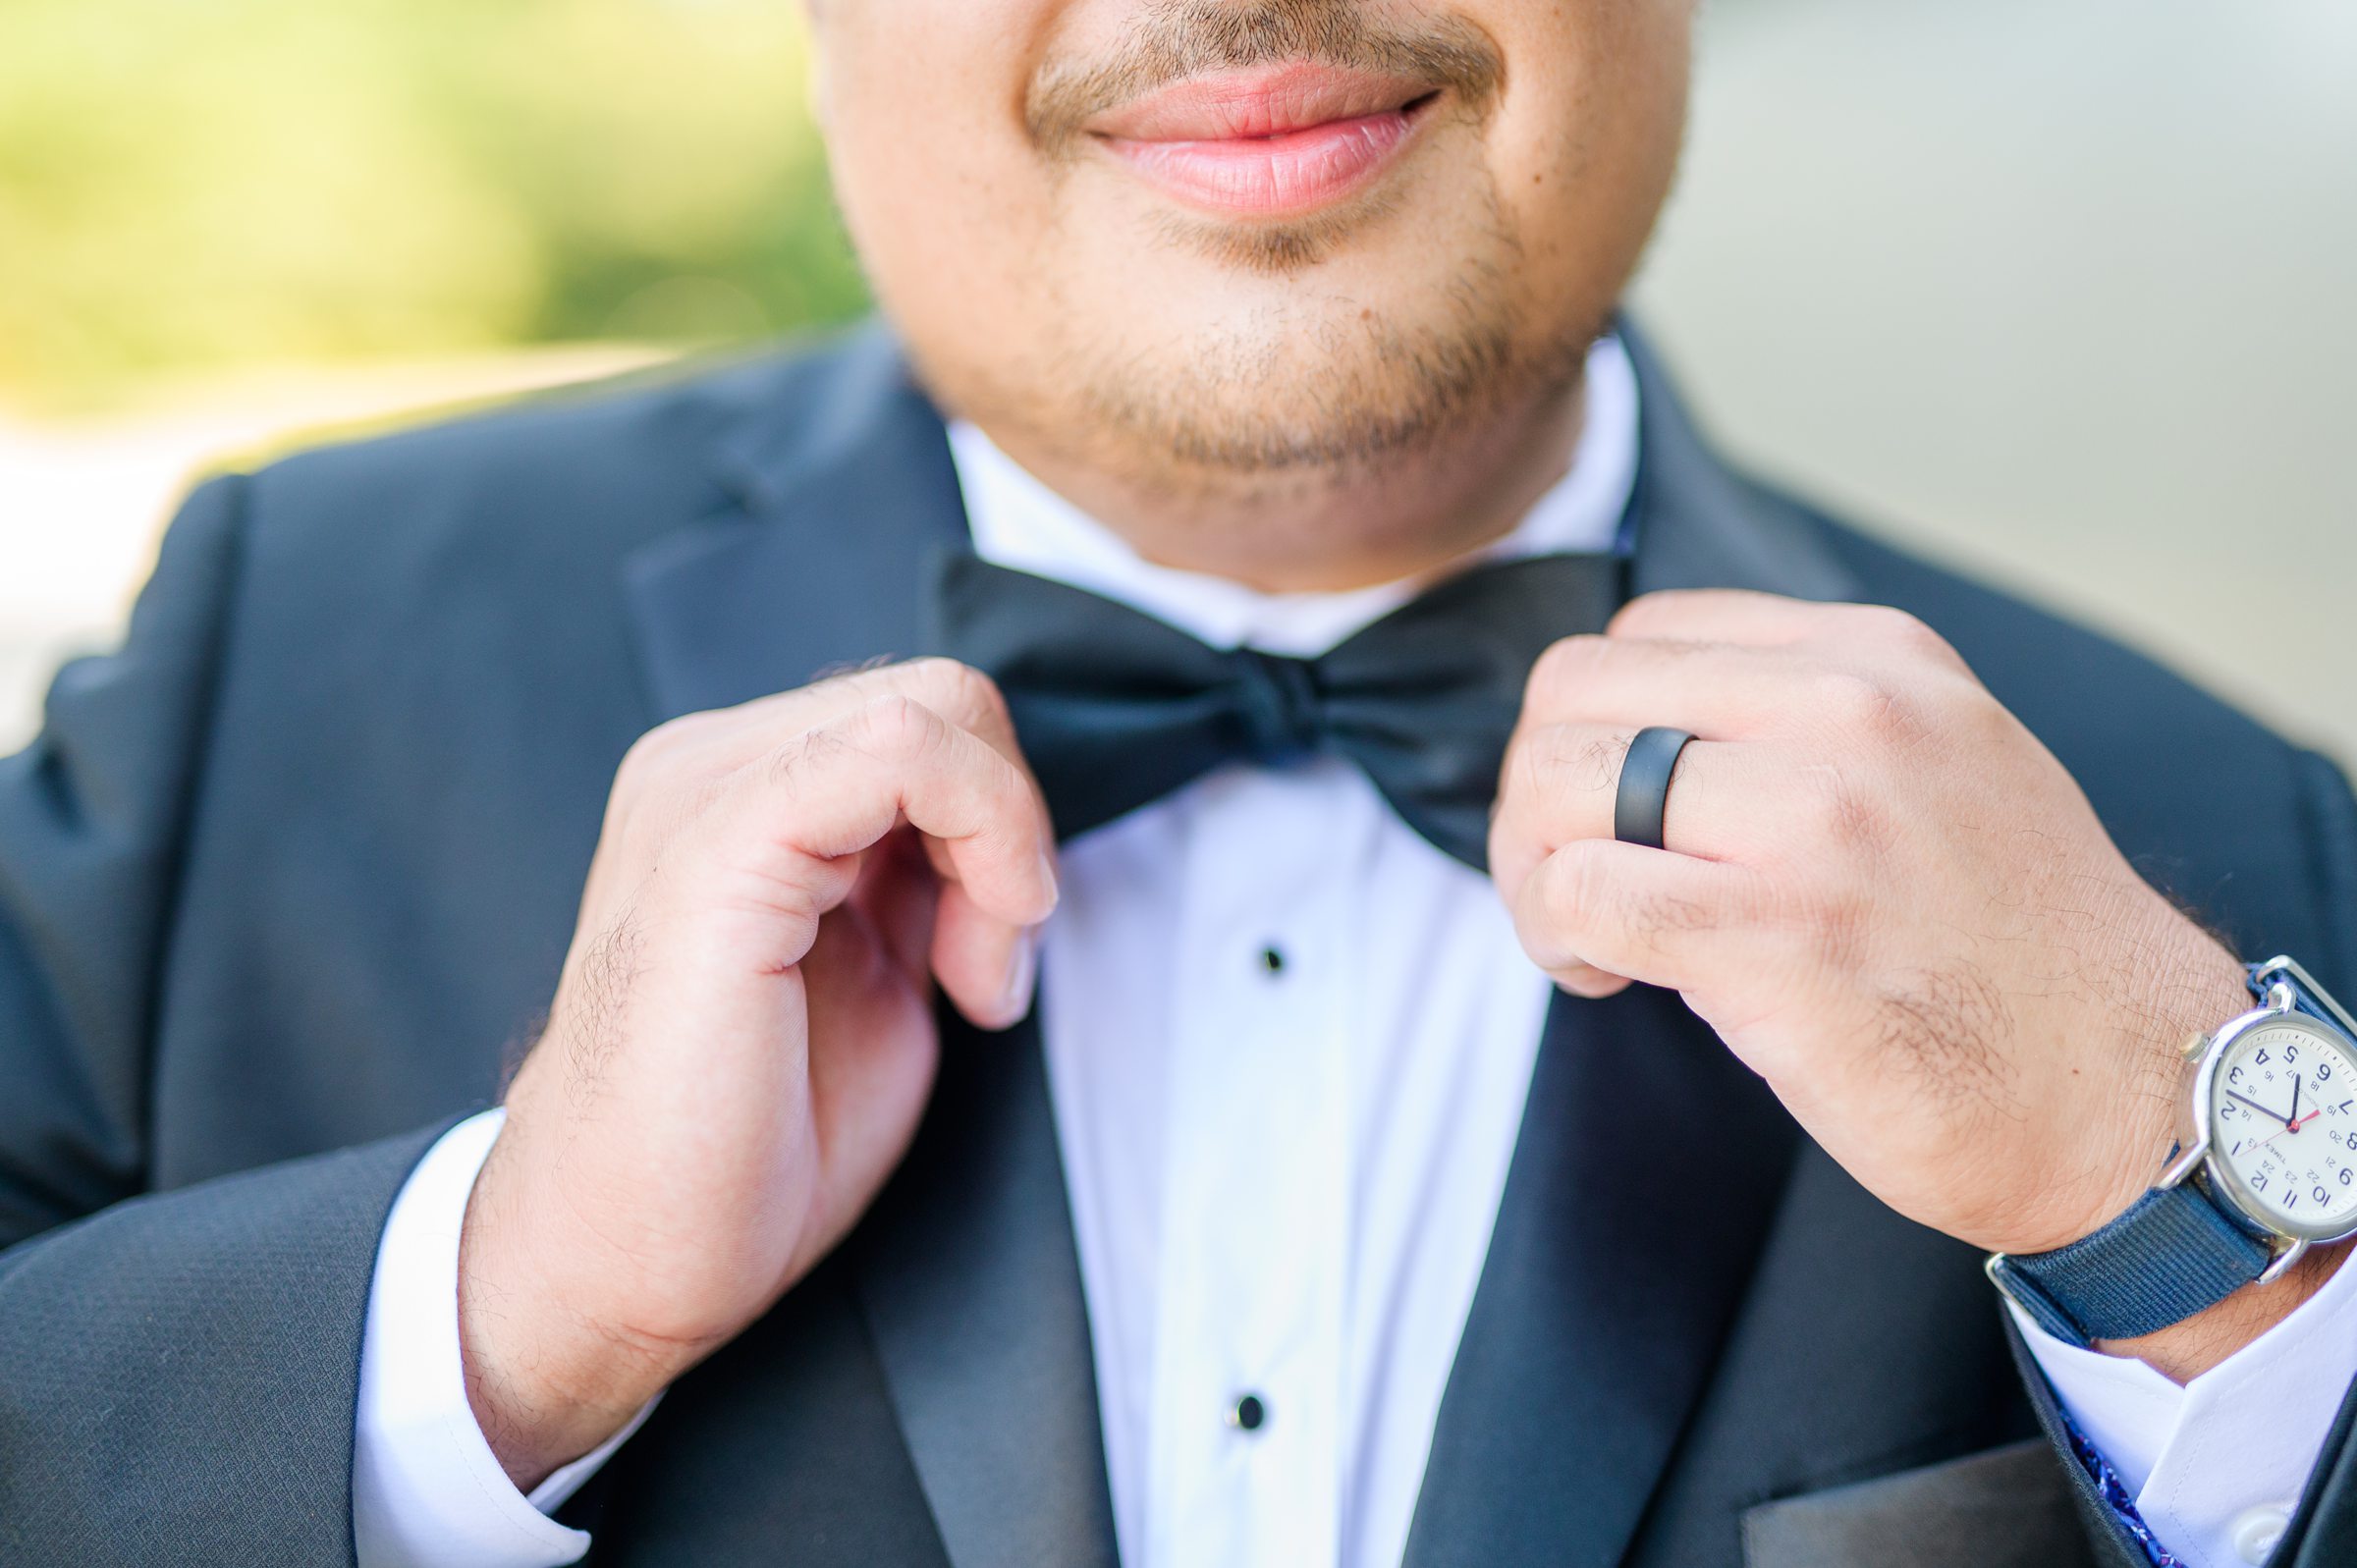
[1143,188,1406,277]
[1055,284,1569,479]
[1074,347,1514,478]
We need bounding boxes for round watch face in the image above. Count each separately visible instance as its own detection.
[2207,1013,2357,1239]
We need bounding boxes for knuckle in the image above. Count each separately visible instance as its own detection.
[1540,839,1612,929]
[610,741,664,807]
[903,655,1002,717]
[946,658,1010,716]
[1860,603,1933,644]
[1859,605,1961,666]
[614,716,699,793]
[608,715,731,842]
[899,656,968,686]
[848,692,945,761]
[1604,589,1685,637]
[1527,633,1608,707]
[880,661,1018,752]
[1810,669,1917,744]
[1952,684,2021,748]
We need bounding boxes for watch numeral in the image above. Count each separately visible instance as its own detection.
[2254,1175,2271,1193]
[2317,1186,2331,1204]
[2231,1066,2245,1083]
[2287,1046,2301,1065]
[2321,1064,2332,1083]
[2339,1168,2350,1187]
[2287,1191,2300,1209]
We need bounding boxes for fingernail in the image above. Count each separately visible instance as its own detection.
[1002,925,1042,1019]
[1035,845,1062,911]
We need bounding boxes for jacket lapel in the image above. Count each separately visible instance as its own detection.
[619,324,1121,1568]
[1401,987,1800,1568]
[1618,323,1861,608]
[621,322,972,717]
[1402,327,1863,1568]
[850,1008,1124,1568]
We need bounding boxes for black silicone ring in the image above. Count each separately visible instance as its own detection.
[1614,727,1696,851]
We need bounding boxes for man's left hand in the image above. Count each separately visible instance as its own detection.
[1490,589,2285,1352]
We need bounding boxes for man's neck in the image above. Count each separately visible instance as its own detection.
[961,367,1594,596]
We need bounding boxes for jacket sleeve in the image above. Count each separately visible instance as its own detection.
[2272,749,2357,1563]
[0,1126,444,1564]
[0,474,248,1247]
[0,475,439,1565]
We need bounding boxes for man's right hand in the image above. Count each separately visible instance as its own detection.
[457,660,1059,1488]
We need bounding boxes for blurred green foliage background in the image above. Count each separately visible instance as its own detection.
[0,0,866,410]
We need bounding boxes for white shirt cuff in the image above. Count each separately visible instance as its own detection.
[2014,1243,2357,1568]
[353,1108,658,1568]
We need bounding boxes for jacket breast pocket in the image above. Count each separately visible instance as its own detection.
[1739,1438,2097,1568]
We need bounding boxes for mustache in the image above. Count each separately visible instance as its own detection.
[1027,0,1505,154]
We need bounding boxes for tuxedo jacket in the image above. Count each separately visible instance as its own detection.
[3,321,2355,1568]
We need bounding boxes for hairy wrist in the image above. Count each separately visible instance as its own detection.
[457,1140,689,1490]
[2056,914,2249,1250]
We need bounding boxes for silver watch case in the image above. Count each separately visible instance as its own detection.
[2168,955,2357,1282]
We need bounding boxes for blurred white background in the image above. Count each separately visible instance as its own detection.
[3,0,2351,758]
[1634,0,2355,756]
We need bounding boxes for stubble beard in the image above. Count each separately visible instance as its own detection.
[936,192,1602,528]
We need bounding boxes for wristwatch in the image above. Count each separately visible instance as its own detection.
[1988,955,2357,1348]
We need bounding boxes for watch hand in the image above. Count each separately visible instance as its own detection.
[2291,1076,2303,1125]
[2228,1089,2292,1127]
[2257,1105,2329,1148]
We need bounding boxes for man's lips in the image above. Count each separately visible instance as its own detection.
[1088,62,1440,141]
[1086,63,1441,218]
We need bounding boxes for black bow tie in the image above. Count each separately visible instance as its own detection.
[924,549,1625,872]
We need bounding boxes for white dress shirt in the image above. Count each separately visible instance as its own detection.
[353,334,2347,1568]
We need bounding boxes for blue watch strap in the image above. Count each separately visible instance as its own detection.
[1989,1182,2273,1349]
